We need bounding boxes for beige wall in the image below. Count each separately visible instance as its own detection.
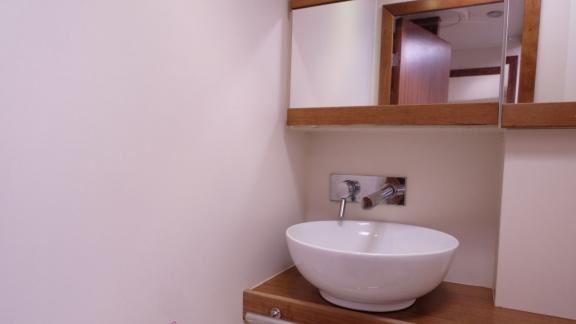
[496,130,576,320]
[494,1,576,319]
[0,1,305,323]
[301,129,504,288]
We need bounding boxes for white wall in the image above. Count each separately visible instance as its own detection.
[495,2,576,320]
[0,1,306,324]
[290,0,379,108]
[451,46,503,70]
[535,0,576,102]
[449,47,503,104]
[448,40,522,103]
[302,129,503,288]
[496,131,576,320]
[448,75,502,103]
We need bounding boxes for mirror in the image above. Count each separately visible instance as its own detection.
[506,0,576,103]
[290,0,380,108]
[290,0,511,108]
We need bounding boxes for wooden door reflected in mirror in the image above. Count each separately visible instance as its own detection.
[388,2,509,105]
[390,17,452,105]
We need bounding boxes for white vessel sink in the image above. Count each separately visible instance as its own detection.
[286,221,459,312]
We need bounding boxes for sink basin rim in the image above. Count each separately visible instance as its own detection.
[286,220,459,257]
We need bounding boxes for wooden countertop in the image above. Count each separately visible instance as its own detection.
[243,267,574,324]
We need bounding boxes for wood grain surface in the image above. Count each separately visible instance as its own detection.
[518,0,541,103]
[244,267,575,324]
[502,102,576,128]
[291,0,351,9]
[287,103,499,126]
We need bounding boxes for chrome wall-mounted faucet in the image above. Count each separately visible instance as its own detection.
[330,174,406,218]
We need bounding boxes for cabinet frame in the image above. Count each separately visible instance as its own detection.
[289,0,576,129]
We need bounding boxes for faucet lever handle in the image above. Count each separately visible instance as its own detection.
[337,180,360,200]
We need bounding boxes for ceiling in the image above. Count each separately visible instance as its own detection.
[403,1,524,50]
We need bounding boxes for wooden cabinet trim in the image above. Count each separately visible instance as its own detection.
[290,0,351,10]
[502,102,576,128]
[518,0,541,103]
[244,290,405,324]
[287,103,499,126]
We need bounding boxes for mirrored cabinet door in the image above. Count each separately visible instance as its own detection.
[290,0,508,108]
[502,0,576,128]
[290,0,381,108]
[506,0,576,103]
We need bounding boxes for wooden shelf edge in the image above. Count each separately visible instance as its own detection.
[243,290,407,324]
[244,267,575,324]
[502,102,576,128]
[287,103,499,127]
[291,0,352,10]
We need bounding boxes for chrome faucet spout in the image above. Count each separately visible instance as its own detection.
[336,180,360,219]
[362,183,405,209]
[338,198,347,219]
